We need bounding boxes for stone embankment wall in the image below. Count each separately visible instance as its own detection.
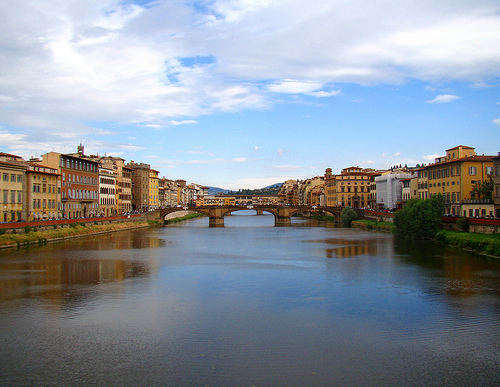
[442,216,500,234]
[362,210,394,223]
[0,214,145,234]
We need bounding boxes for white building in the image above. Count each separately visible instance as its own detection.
[375,172,414,209]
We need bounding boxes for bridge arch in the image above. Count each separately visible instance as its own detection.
[159,205,344,227]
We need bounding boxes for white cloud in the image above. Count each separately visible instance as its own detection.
[170,120,198,126]
[0,0,499,165]
[493,117,500,126]
[306,90,341,98]
[268,80,323,94]
[426,94,460,103]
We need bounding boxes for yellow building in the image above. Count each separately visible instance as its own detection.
[149,169,159,210]
[333,167,376,208]
[25,162,60,221]
[422,146,494,216]
[0,152,27,222]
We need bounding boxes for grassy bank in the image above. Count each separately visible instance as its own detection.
[352,219,395,232]
[0,220,149,249]
[435,230,500,258]
[164,212,204,224]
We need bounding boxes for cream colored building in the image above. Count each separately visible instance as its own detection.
[99,156,132,214]
[0,152,27,222]
[25,161,60,221]
[98,166,116,217]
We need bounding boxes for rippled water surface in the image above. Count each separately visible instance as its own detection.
[1,213,500,386]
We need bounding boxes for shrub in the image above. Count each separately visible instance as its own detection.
[393,194,444,240]
[24,225,32,234]
[341,207,357,227]
[456,217,469,232]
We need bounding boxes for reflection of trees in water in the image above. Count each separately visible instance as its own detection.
[394,238,500,299]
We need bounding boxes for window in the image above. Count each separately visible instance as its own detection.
[469,166,477,175]
[10,174,16,182]
[17,175,22,183]
[486,166,493,175]
[11,191,16,203]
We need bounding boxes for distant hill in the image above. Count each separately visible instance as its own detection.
[207,183,283,196]
[229,183,283,196]
[207,186,230,195]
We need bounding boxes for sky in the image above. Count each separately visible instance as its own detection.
[1,0,499,190]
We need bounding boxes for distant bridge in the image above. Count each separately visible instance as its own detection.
[159,205,344,227]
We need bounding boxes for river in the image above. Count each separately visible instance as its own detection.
[1,212,500,386]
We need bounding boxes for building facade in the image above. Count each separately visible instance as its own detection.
[422,146,494,216]
[99,156,132,214]
[25,162,60,221]
[494,155,500,218]
[128,161,150,211]
[375,172,414,209]
[41,152,99,218]
[0,152,27,222]
[98,166,117,217]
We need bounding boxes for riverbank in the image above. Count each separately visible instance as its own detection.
[0,220,150,249]
[435,230,500,258]
[352,218,500,258]
[352,219,395,232]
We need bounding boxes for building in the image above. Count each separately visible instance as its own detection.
[127,161,151,211]
[41,151,99,218]
[421,145,494,216]
[25,161,60,221]
[494,155,500,218]
[98,166,117,217]
[324,168,337,207]
[375,171,414,209]
[159,178,178,208]
[278,179,297,205]
[149,169,159,210]
[99,156,132,214]
[334,167,375,208]
[0,152,27,222]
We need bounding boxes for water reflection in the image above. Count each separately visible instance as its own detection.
[394,238,500,298]
[1,218,500,386]
[0,230,162,304]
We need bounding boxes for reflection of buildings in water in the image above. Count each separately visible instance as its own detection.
[0,249,155,307]
[325,238,377,259]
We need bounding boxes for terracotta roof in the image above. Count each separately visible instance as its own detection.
[422,155,494,168]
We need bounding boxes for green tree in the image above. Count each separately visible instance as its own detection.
[470,174,493,200]
[393,194,444,240]
[341,207,357,227]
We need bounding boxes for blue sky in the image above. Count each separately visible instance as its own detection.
[1,0,499,190]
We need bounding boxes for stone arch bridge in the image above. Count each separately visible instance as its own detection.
[159,205,345,227]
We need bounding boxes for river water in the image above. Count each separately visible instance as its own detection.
[1,212,500,386]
